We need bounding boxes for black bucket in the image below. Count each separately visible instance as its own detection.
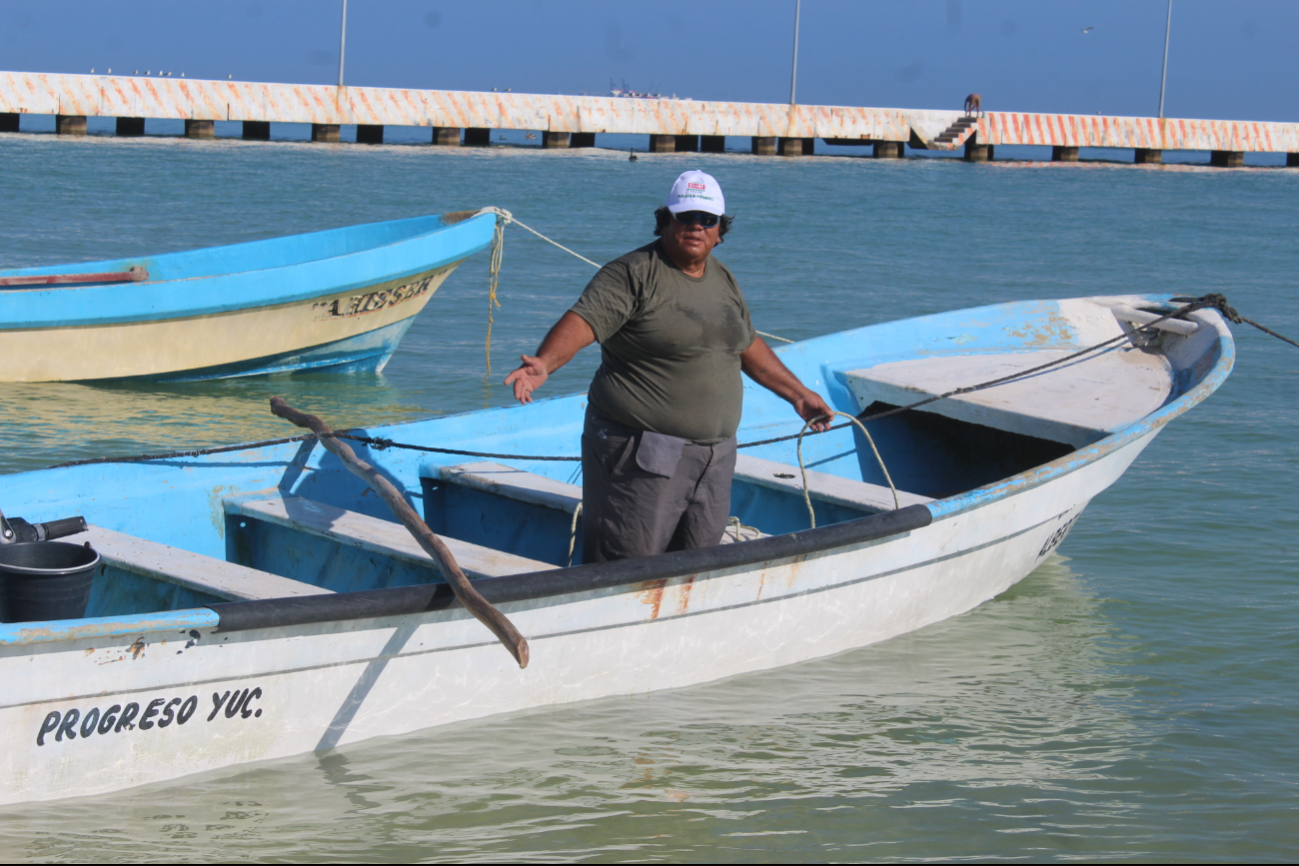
[0,542,100,623]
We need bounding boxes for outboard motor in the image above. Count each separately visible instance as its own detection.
[0,508,87,544]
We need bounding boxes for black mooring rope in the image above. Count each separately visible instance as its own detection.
[45,293,1296,470]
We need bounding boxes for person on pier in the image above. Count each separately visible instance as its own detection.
[505,170,832,563]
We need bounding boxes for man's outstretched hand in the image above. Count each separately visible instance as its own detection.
[793,389,835,433]
[504,354,549,404]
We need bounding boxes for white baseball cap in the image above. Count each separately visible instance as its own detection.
[665,170,726,216]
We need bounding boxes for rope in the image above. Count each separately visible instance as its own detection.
[474,206,796,354]
[1172,293,1299,349]
[726,515,761,542]
[567,502,582,567]
[45,294,1296,472]
[477,207,602,268]
[796,411,899,528]
[484,213,506,374]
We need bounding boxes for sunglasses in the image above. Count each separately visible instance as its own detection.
[672,210,721,228]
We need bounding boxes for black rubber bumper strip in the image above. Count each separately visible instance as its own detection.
[209,503,933,633]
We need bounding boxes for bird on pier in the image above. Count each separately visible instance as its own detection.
[107,68,111,74]
[134,70,139,75]
[228,75,233,80]
[629,148,638,162]
[90,68,94,73]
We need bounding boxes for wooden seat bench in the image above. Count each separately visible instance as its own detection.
[226,494,556,580]
[65,524,331,602]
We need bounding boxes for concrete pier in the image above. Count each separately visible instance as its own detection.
[5,72,1299,167]
[432,126,460,146]
[1134,148,1162,164]
[56,115,86,135]
[1211,150,1244,168]
[184,119,214,139]
[874,141,904,159]
[356,124,383,144]
[116,116,145,136]
[242,120,270,140]
[311,124,339,142]
[543,131,569,149]
[1052,146,1079,162]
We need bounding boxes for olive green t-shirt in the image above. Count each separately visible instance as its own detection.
[570,241,757,444]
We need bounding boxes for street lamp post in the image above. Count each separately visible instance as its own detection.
[1158,0,1172,118]
[338,0,348,87]
[789,0,801,105]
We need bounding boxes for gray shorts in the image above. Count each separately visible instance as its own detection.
[581,409,736,563]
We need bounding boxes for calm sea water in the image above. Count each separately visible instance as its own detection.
[1,130,1297,863]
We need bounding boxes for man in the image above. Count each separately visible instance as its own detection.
[505,170,833,563]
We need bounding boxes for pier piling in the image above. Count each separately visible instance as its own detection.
[779,137,814,156]
[1289,153,1299,167]
[1052,146,1079,162]
[964,140,992,162]
[356,124,383,144]
[701,135,726,153]
[1,112,19,132]
[752,136,778,156]
[184,119,214,139]
[242,120,270,140]
[675,135,700,152]
[570,132,596,148]
[543,131,570,148]
[1134,148,1162,164]
[432,126,460,146]
[1210,150,1243,168]
[56,115,86,136]
[650,134,676,153]
[464,127,490,146]
[311,123,340,143]
[116,117,145,136]
[874,141,903,158]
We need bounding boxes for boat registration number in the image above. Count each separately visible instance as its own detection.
[1038,515,1079,558]
[313,274,436,319]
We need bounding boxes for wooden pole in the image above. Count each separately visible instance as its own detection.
[269,397,529,668]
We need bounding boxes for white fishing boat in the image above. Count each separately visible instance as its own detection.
[0,293,1232,804]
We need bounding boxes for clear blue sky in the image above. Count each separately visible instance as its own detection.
[2,0,1295,122]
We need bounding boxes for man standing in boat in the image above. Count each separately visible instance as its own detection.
[505,170,832,562]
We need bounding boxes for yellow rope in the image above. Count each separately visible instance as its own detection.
[796,411,899,528]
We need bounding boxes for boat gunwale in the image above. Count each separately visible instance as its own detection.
[0,212,496,330]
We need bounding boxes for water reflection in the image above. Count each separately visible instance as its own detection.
[0,375,429,474]
[0,557,1153,863]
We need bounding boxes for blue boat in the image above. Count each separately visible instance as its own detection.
[0,294,1232,803]
[0,211,496,382]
